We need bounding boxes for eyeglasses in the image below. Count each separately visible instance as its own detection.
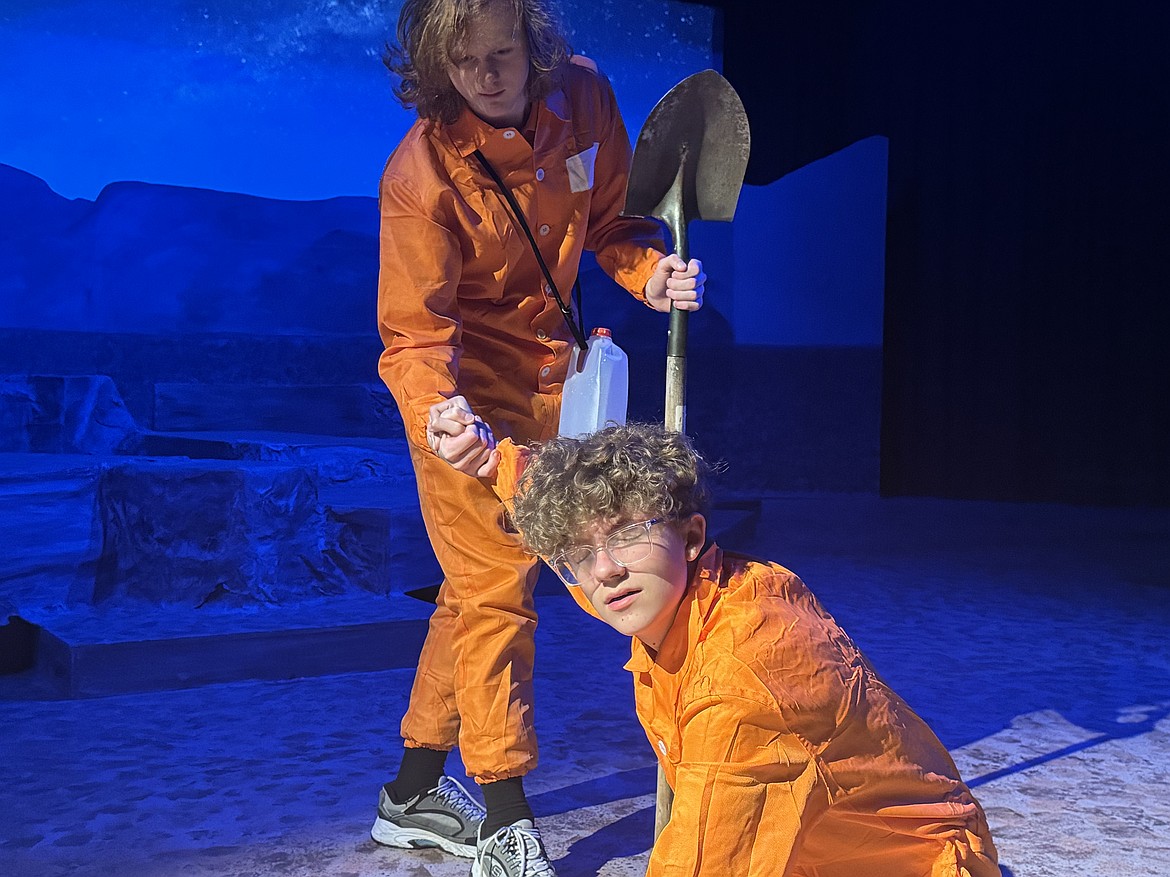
[549,518,661,587]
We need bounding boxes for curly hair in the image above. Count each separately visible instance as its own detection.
[511,423,712,558]
[386,0,571,124]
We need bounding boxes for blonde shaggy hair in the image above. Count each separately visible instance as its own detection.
[386,0,571,124]
[511,423,712,559]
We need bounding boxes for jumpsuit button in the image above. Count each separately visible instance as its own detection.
[540,366,551,378]
[503,130,516,139]
[536,168,545,181]
[536,329,549,341]
[539,224,550,236]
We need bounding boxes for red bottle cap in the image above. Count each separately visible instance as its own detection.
[591,327,612,337]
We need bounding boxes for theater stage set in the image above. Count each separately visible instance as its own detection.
[1,2,1167,876]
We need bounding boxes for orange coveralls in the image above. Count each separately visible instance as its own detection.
[376,62,664,781]
[632,544,1001,877]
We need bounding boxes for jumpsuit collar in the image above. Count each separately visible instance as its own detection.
[543,84,571,122]
[439,79,571,159]
[442,107,501,158]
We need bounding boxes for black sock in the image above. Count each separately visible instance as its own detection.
[480,776,534,836]
[385,746,449,804]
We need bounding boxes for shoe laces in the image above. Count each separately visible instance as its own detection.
[432,775,486,822]
[493,823,555,877]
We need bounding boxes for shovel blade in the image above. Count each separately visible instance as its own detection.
[624,69,751,228]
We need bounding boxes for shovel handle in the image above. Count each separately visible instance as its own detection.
[665,308,688,434]
[654,764,674,840]
[666,304,689,359]
[658,263,687,839]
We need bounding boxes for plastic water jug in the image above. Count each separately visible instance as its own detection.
[558,327,628,438]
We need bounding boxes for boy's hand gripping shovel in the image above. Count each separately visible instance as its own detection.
[625,69,750,436]
[623,69,750,840]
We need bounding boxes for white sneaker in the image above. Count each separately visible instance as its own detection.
[471,819,557,877]
[370,775,485,858]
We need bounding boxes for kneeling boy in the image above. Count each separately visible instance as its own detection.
[506,422,1000,877]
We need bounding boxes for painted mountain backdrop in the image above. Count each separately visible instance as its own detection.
[0,163,376,336]
[0,161,878,493]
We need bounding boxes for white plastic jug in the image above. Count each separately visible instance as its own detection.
[558,327,628,438]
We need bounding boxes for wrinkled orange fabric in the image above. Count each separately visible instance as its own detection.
[376,62,664,782]
[629,544,1001,877]
[495,441,997,873]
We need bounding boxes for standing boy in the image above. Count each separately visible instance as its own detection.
[504,423,1002,877]
[372,0,705,874]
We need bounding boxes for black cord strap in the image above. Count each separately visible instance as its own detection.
[472,149,587,350]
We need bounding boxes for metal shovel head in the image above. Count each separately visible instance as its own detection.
[624,69,750,235]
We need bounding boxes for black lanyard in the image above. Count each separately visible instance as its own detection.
[472,149,588,350]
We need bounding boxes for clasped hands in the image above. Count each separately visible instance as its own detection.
[426,396,500,478]
[426,253,703,477]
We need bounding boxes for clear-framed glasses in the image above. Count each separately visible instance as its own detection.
[549,518,661,587]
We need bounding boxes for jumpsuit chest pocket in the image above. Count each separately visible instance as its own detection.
[565,142,599,193]
[529,138,595,235]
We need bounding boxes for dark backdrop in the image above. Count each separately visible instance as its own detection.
[715,0,1170,505]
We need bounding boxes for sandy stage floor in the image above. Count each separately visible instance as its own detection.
[2,493,1167,876]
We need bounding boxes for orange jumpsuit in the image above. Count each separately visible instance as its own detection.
[376,61,664,781]
[633,544,1001,877]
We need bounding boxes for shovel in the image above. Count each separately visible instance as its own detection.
[623,69,750,840]
[624,69,750,435]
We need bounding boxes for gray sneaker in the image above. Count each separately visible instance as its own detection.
[472,819,557,877]
[370,775,485,858]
